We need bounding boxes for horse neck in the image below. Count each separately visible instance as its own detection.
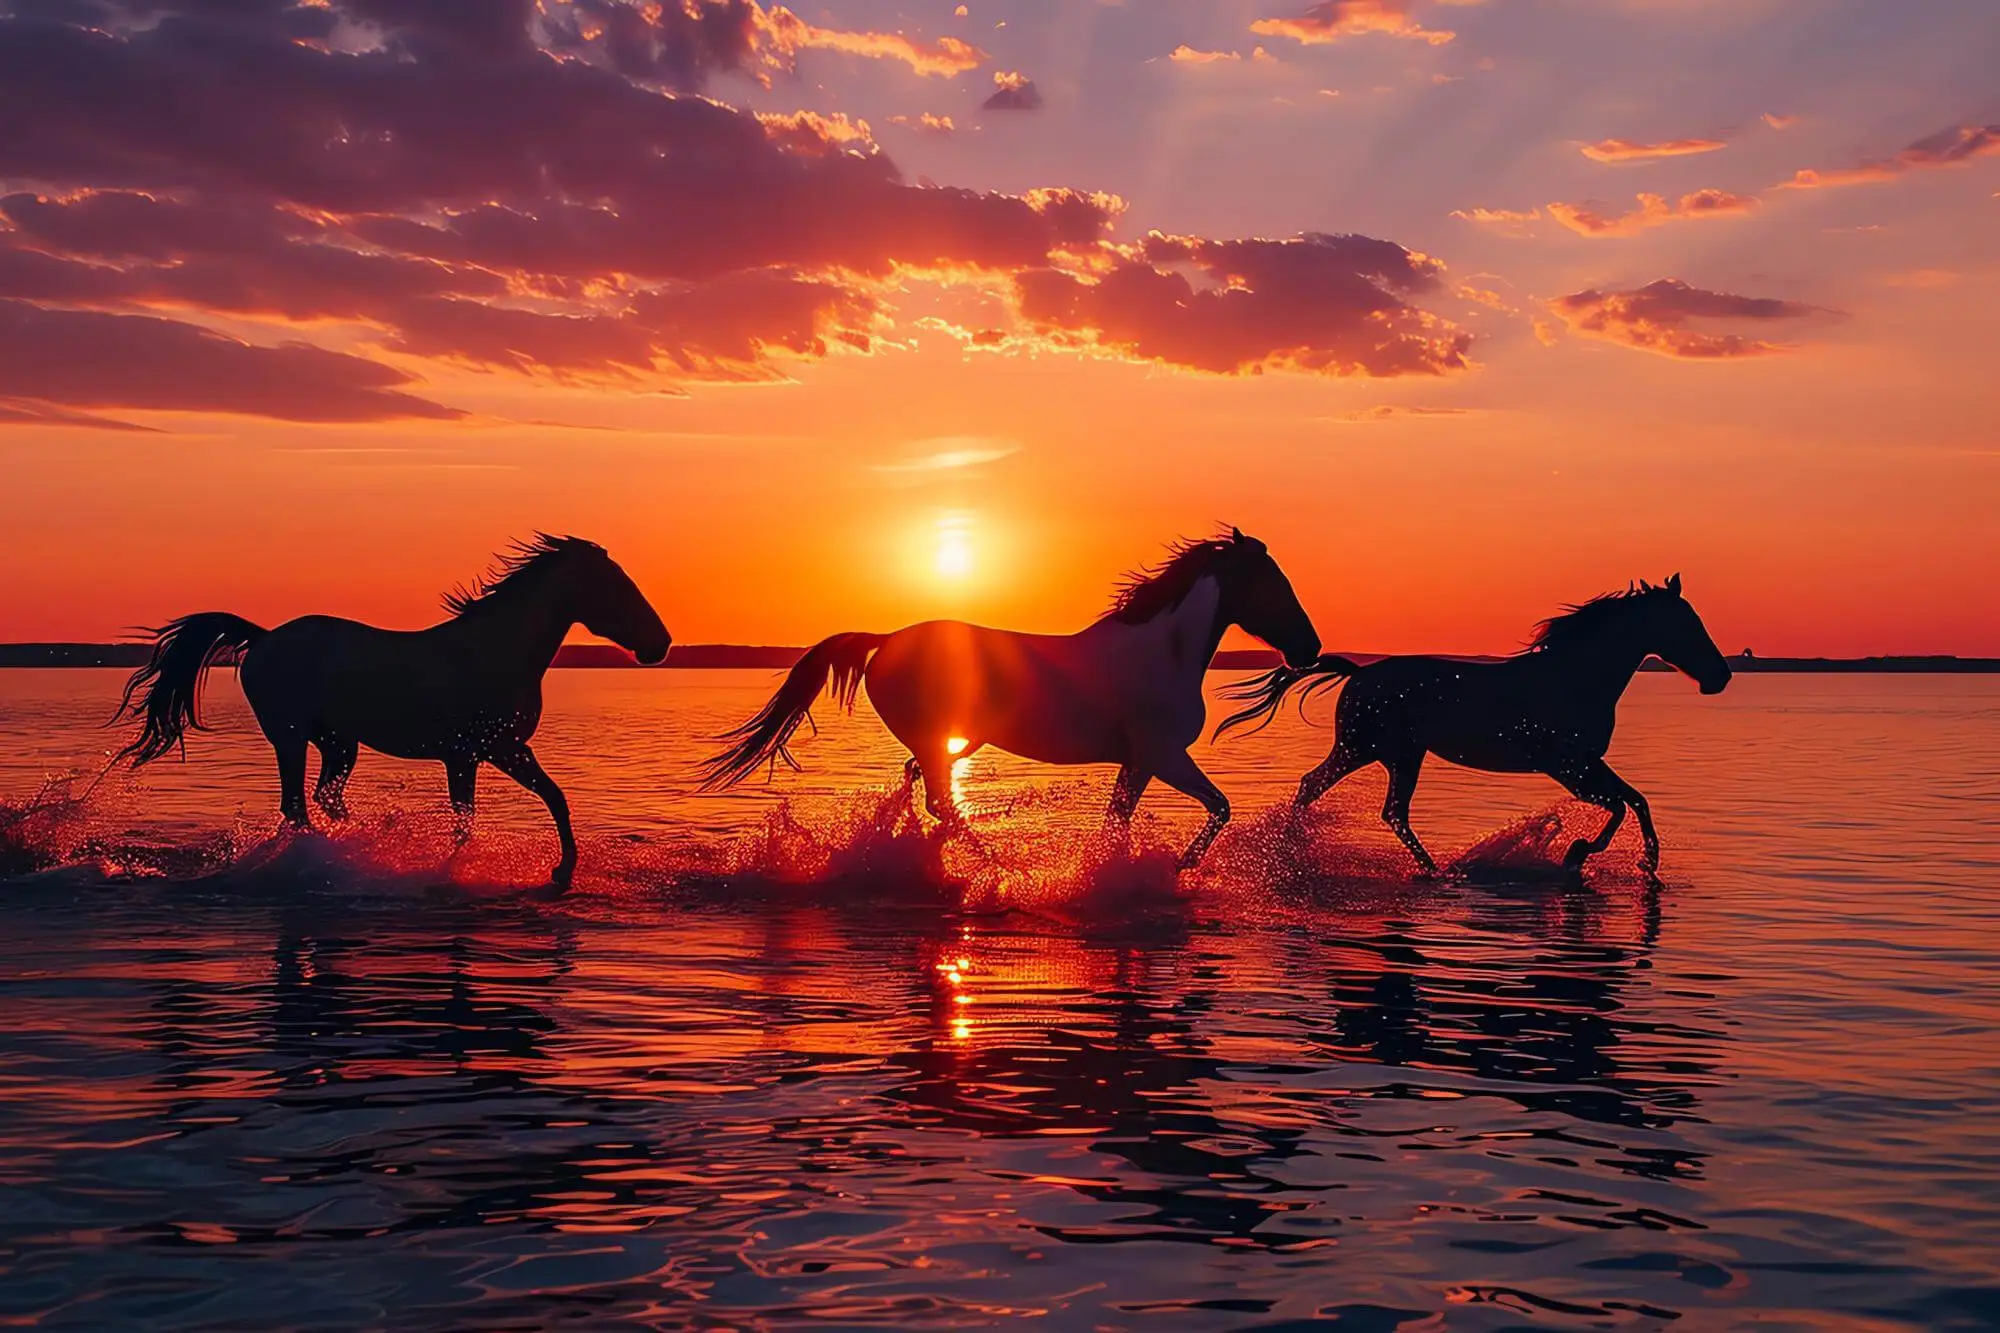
[448,579,577,675]
[1535,621,1653,709]
[1112,575,1225,673]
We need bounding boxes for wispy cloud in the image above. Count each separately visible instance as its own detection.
[1548,189,1758,237]
[1580,136,1728,163]
[1782,122,2000,190]
[874,439,1020,474]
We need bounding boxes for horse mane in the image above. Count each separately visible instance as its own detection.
[1525,581,1676,653]
[1106,531,1254,624]
[444,533,602,617]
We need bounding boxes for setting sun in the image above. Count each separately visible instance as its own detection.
[933,513,975,582]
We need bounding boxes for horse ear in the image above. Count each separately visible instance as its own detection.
[1230,526,1244,542]
[1667,572,1682,595]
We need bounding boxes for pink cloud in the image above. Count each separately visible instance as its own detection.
[1013,232,1471,378]
[0,1,1471,422]
[1251,0,1459,47]
[1783,122,2000,190]
[1549,278,1827,359]
[1580,137,1728,163]
[1548,189,1759,237]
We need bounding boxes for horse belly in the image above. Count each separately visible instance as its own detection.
[867,628,1121,766]
[244,621,515,760]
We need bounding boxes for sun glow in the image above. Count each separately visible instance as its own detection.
[932,511,975,581]
[946,736,969,755]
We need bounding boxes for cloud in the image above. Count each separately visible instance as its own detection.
[0,1,1468,422]
[1547,189,1759,237]
[1332,405,1471,421]
[1451,205,1541,234]
[888,113,957,135]
[1548,278,1826,359]
[873,439,1018,472]
[1170,45,1241,63]
[1011,231,1471,378]
[1782,122,2000,190]
[0,396,157,431]
[1251,0,1460,47]
[759,6,987,78]
[1762,113,1798,131]
[1580,137,1728,163]
[983,70,1044,110]
[0,300,461,420]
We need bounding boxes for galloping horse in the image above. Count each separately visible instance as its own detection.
[702,529,1321,867]
[115,535,670,889]
[1217,575,1730,875]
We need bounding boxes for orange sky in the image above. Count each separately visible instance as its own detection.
[2,0,1996,656]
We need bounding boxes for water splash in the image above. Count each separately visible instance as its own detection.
[1450,805,1596,881]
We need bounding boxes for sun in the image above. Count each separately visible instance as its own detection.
[932,512,975,581]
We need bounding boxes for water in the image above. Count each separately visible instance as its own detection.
[2,670,1997,1330]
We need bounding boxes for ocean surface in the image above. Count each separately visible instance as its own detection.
[1,668,1996,1331]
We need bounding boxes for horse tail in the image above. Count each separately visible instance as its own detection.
[700,632,889,789]
[112,613,267,766]
[1212,654,1361,742]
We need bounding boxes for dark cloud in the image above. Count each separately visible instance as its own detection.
[0,0,1466,422]
[1013,232,1470,377]
[1549,278,1826,358]
[0,299,461,419]
[1783,121,2000,189]
[983,71,1044,111]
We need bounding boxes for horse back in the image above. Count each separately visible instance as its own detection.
[1342,654,1617,768]
[242,615,538,758]
[864,620,1152,765]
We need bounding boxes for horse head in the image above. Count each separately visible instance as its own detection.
[568,543,671,665]
[1216,528,1321,668]
[1640,574,1730,694]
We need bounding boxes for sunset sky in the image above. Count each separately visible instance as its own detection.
[2,0,1995,655]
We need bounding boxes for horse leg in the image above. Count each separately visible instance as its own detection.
[912,747,963,827]
[312,738,358,822]
[490,746,575,890]
[273,734,310,830]
[1107,764,1152,824]
[1380,750,1436,875]
[1149,749,1230,870]
[1555,758,1654,872]
[1295,738,1370,811]
[446,758,478,847]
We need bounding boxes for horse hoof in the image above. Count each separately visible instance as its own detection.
[1563,840,1592,871]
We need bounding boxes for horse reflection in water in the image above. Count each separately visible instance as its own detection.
[113,535,671,889]
[879,874,1721,1253]
[1220,575,1730,875]
[703,529,1320,868]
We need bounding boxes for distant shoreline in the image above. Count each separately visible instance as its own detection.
[2,643,1995,673]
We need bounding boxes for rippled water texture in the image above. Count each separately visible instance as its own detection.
[2,670,1997,1330]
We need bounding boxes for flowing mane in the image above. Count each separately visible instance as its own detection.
[443,533,602,617]
[1106,533,1248,624]
[1525,581,1676,653]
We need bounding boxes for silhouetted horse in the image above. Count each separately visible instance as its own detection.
[703,529,1320,867]
[115,535,670,889]
[1217,575,1729,875]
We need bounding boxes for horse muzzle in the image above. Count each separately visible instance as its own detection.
[1699,666,1731,695]
[635,633,672,666]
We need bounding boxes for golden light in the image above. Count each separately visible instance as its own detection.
[932,511,975,581]
[946,736,969,756]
